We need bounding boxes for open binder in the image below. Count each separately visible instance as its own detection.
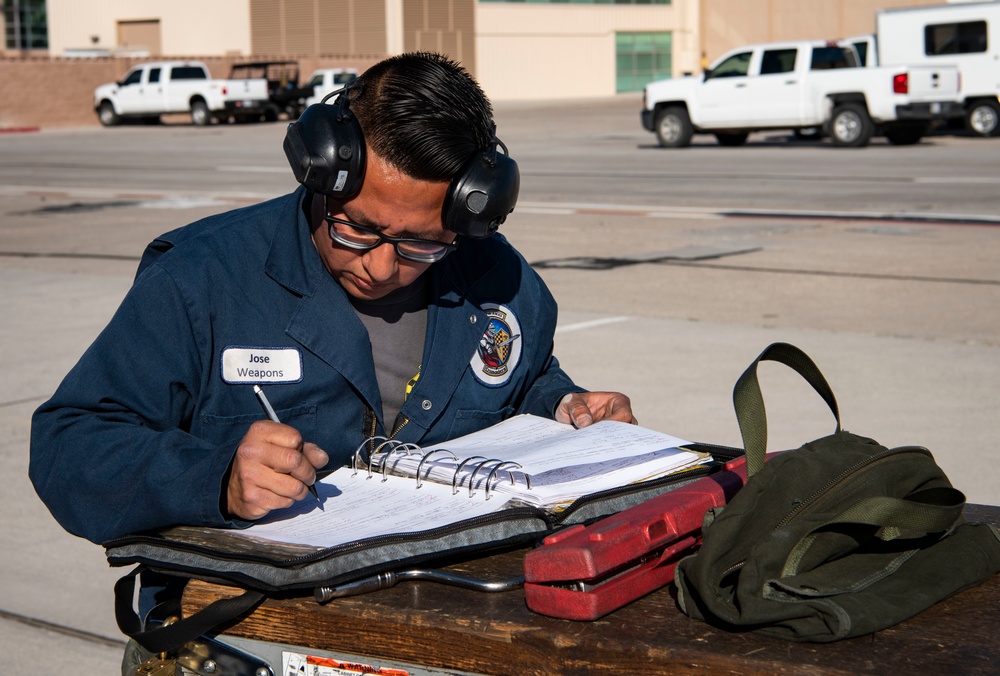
[106,415,740,651]
[104,416,734,586]
[238,414,711,549]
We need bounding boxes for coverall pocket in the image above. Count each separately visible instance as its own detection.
[201,404,317,441]
[447,406,515,439]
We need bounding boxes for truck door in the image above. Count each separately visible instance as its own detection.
[114,67,152,114]
[697,50,752,127]
[748,47,803,126]
[140,67,165,113]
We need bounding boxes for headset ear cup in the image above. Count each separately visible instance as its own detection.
[443,151,520,239]
[283,101,366,198]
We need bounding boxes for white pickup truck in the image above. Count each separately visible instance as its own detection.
[302,68,360,108]
[94,61,270,127]
[641,39,962,148]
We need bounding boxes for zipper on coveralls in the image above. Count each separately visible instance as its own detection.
[364,406,411,456]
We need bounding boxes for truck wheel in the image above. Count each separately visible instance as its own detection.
[655,107,693,148]
[97,101,120,127]
[966,100,1000,137]
[829,103,873,148]
[190,100,212,126]
[883,122,927,146]
[715,132,749,147]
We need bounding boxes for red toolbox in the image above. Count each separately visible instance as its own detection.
[524,457,747,620]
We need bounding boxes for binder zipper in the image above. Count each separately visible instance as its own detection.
[105,504,549,570]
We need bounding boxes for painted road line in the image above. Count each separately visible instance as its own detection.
[556,316,630,334]
[2,187,998,225]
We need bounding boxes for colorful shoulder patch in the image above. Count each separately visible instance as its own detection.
[470,303,522,387]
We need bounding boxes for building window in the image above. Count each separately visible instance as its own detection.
[616,32,671,92]
[925,20,988,56]
[3,0,47,50]
[480,1,671,5]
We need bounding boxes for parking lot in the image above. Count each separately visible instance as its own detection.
[2,93,998,671]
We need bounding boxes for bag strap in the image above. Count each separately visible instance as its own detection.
[733,342,841,477]
[781,486,967,577]
[115,566,266,654]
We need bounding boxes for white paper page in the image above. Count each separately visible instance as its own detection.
[240,467,501,548]
[382,415,695,492]
[493,451,711,506]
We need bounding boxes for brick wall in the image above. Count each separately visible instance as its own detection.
[0,54,381,130]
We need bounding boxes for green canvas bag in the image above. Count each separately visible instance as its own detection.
[674,342,1000,642]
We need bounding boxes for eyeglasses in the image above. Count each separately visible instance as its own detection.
[324,212,457,264]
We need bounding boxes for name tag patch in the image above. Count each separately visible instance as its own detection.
[221,347,302,384]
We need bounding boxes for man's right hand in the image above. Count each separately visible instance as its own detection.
[226,420,329,521]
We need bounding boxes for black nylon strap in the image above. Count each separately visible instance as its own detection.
[114,566,266,654]
[733,343,841,477]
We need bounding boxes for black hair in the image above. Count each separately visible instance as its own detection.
[349,52,495,182]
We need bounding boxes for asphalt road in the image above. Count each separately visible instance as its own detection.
[2,93,998,672]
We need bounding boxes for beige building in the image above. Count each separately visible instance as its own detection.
[46,0,253,57]
[10,0,961,101]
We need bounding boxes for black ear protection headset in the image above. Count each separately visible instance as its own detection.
[283,84,519,239]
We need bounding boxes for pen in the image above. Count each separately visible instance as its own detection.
[253,384,322,508]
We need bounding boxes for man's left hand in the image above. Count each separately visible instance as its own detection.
[555,391,637,428]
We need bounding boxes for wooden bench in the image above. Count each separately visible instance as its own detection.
[182,504,1000,675]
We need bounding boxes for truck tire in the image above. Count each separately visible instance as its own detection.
[97,101,120,127]
[883,122,927,146]
[655,107,693,148]
[965,99,1000,137]
[190,100,212,126]
[715,132,749,147]
[829,103,873,148]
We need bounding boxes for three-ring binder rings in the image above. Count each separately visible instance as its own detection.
[105,415,716,593]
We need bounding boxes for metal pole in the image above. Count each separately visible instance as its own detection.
[12,0,22,51]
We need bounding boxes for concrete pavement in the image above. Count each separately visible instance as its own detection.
[1,101,998,672]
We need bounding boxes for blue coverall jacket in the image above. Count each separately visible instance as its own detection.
[29,187,583,545]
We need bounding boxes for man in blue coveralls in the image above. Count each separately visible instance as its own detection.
[29,52,636,671]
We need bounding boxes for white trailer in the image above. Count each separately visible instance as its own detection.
[871,1,1000,136]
